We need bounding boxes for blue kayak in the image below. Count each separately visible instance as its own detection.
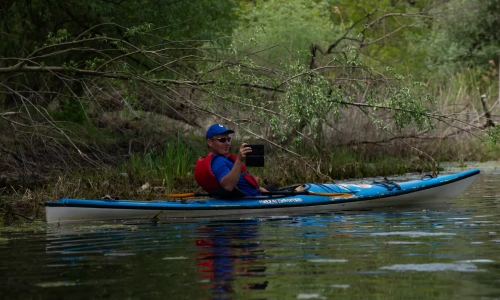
[45,169,480,223]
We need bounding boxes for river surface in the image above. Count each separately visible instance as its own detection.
[1,164,500,299]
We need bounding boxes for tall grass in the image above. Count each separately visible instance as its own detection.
[118,135,202,193]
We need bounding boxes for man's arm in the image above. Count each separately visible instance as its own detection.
[220,158,243,191]
[220,143,251,191]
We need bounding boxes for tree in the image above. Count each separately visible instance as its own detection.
[0,0,238,176]
[423,0,500,70]
[0,0,498,182]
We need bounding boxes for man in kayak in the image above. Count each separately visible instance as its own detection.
[194,124,269,197]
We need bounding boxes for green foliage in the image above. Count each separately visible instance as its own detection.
[414,0,500,106]
[84,57,105,71]
[119,136,202,190]
[322,0,437,75]
[485,125,500,144]
[233,0,446,80]
[51,98,87,124]
[124,23,153,37]
[375,69,434,131]
[425,0,500,69]
[199,38,437,149]
[1,0,237,55]
[2,0,500,188]
[270,61,338,143]
[45,29,71,46]
[235,0,343,64]
[228,0,442,148]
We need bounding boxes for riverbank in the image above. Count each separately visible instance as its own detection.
[1,137,499,225]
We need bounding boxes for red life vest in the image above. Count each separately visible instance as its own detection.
[194,153,259,192]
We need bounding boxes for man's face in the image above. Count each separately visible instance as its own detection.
[207,133,231,155]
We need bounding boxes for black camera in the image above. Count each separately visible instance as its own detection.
[245,144,265,167]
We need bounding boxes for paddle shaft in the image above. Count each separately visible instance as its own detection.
[164,190,353,199]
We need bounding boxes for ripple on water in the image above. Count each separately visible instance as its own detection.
[307,259,348,263]
[380,262,482,272]
[370,231,456,237]
[2,170,500,299]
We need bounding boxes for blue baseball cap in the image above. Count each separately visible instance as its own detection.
[206,124,235,139]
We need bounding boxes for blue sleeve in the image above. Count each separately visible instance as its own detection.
[211,156,232,182]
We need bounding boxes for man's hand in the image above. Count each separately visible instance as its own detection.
[258,187,269,193]
[237,143,252,162]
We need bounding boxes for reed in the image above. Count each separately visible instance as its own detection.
[117,135,202,191]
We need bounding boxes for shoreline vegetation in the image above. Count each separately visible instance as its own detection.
[1,135,499,225]
[1,0,500,225]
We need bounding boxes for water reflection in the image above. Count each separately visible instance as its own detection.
[195,219,268,298]
[2,172,500,299]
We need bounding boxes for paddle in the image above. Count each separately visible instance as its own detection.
[164,191,354,199]
[164,193,208,198]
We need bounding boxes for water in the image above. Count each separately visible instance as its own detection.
[1,168,500,299]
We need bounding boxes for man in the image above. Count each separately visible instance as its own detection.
[194,124,269,196]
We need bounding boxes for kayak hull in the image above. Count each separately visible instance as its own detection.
[45,169,480,224]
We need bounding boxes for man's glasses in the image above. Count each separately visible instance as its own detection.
[211,137,231,143]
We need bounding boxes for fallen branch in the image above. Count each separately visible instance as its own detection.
[480,94,496,128]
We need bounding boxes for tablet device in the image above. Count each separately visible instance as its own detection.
[245,144,265,167]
